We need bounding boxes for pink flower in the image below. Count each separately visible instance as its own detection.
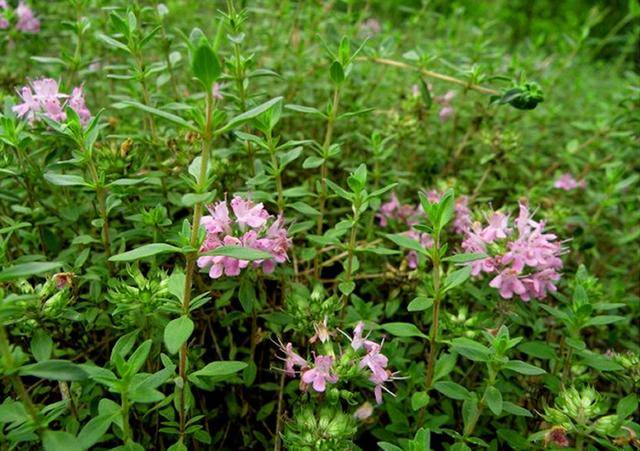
[359,18,381,37]
[411,84,420,98]
[405,229,433,269]
[479,211,510,243]
[554,173,586,191]
[426,190,441,204]
[301,355,338,392]
[489,268,526,299]
[231,196,270,229]
[370,368,390,404]
[0,1,8,9]
[212,83,223,100]
[279,342,307,377]
[437,90,456,105]
[12,86,39,123]
[15,2,39,33]
[351,321,366,350]
[0,17,8,30]
[453,196,472,234]
[359,341,389,380]
[13,78,69,124]
[197,235,249,278]
[439,106,454,122]
[198,196,290,279]
[68,86,92,125]
[521,268,561,301]
[201,201,232,235]
[353,402,373,420]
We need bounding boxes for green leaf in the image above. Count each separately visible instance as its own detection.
[325,179,352,200]
[502,401,532,417]
[617,394,638,418]
[518,341,557,360]
[126,340,152,376]
[411,391,430,411]
[97,33,130,53]
[44,172,89,187]
[30,331,53,362]
[191,361,248,378]
[164,316,195,355]
[384,233,427,255]
[120,101,197,131]
[502,360,546,375]
[191,43,221,89]
[302,156,325,169]
[108,177,148,187]
[43,431,83,451]
[201,246,272,260]
[407,296,433,312]
[330,61,345,84]
[484,386,503,415]
[19,360,88,381]
[338,281,355,296]
[432,381,471,400]
[380,322,427,339]
[377,443,403,451]
[285,104,327,118]
[77,413,116,449]
[443,265,472,292]
[216,97,284,134]
[109,243,181,262]
[451,337,492,362]
[290,201,321,216]
[0,262,62,282]
[583,315,626,327]
[443,253,488,263]
[433,353,457,383]
[462,395,479,434]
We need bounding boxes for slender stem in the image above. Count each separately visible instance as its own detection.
[232,40,256,175]
[314,86,340,277]
[135,51,158,142]
[267,132,284,213]
[367,57,500,96]
[86,157,112,271]
[344,217,358,281]
[425,234,441,389]
[121,393,132,444]
[575,434,584,451]
[178,90,215,441]
[273,372,286,451]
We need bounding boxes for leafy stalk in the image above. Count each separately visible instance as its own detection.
[177,88,215,441]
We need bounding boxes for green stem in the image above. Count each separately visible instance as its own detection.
[267,132,284,213]
[86,157,112,272]
[178,89,215,442]
[425,234,441,389]
[314,86,340,277]
[121,393,132,444]
[368,57,500,96]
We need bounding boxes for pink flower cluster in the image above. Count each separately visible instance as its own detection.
[461,202,564,301]
[13,79,91,125]
[277,322,397,404]
[436,90,455,122]
[554,173,586,191]
[0,1,40,32]
[196,196,291,278]
[377,191,472,267]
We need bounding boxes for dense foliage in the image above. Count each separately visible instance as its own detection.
[1,1,638,450]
